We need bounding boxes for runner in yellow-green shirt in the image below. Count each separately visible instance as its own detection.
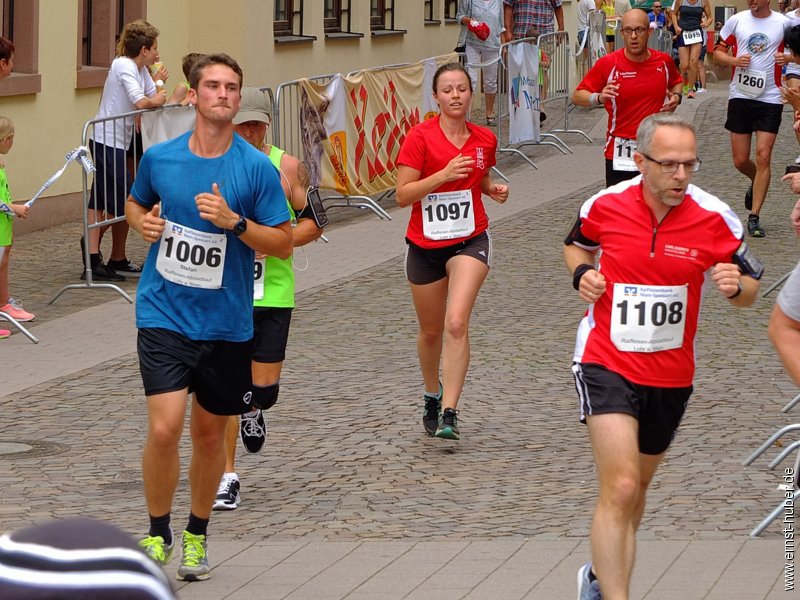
[214,87,325,510]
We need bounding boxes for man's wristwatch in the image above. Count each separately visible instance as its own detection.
[232,216,247,237]
[671,92,682,105]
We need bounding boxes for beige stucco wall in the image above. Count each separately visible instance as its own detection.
[12,0,472,233]
[9,0,755,233]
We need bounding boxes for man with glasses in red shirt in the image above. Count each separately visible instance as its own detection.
[572,9,683,187]
[565,113,762,600]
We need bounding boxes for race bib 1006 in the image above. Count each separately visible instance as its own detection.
[422,189,475,241]
[610,283,688,353]
[156,219,227,289]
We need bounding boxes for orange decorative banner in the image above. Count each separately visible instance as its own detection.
[299,54,456,196]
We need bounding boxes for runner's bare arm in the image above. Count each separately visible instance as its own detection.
[769,303,800,385]
[195,183,293,259]
[126,196,165,242]
[711,264,759,307]
[396,158,475,208]
[714,41,749,67]
[565,244,606,303]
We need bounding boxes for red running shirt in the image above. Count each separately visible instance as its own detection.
[576,49,682,160]
[571,178,743,387]
[396,116,497,249]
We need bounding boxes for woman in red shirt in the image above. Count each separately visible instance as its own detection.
[395,62,509,441]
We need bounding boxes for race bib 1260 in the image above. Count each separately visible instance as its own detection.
[735,68,766,98]
[610,283,688,353]
[156,219,227,289]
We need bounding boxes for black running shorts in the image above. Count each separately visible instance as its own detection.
[137,327,254,415]
[724,98,782,135]
[604,159,640,188]
[88,140,131,217]
[404,230,492,285]
[252,307,292,364]
[572,362,692,455]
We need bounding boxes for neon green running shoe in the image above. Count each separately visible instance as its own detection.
[139,532,174,566]
[176,530,210,581]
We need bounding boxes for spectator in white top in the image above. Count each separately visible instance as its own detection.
[458,0,506,126]
[83,20,168,282]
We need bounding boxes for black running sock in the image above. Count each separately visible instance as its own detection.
[90,253,102,268]
[149,512,172,545]
[186,513,209,537]
[588,567,597,583]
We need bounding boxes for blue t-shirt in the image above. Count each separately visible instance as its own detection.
[649,12,666,29]
[130,131,290,341]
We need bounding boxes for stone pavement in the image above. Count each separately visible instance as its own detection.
[0,84,798,598]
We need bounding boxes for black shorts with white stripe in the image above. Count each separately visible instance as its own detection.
[571,362,692,455]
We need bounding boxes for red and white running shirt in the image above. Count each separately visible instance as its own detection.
[397,116,496,249]
[571,177,743,387]
[576,49,682,160]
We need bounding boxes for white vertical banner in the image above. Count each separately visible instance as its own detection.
[421,57,440,121]
[140,106,197,151]
[507,42,541,145]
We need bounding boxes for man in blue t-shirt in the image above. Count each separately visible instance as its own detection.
[649,2,667,28]
[125,53,292,582]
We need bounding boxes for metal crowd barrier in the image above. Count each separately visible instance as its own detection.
[273,74,391,220]
[539,31,591,145]
[50,104,197,305]
[0,301,37,343]
[496,36,572,170]
[51,109,144,304]
[743,422,800,536]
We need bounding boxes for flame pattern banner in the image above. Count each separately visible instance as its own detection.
[298,54,456,196]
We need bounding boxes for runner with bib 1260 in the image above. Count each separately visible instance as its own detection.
[714,0,790,238]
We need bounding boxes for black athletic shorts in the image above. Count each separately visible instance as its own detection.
[605,159,640,188]
[404,230,492,285]
[724,98,782,135]
[137,327,254,416]
[128,130,144,164]
[252,307,293,364]
[88,140,131,217]
[572,362,692,455]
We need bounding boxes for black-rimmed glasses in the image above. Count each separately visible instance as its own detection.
[620,27,649,36]
[640,152,701,173]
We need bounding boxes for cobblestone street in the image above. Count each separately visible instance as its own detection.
[0,85,797,598]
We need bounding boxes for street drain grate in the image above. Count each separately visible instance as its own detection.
[0,440,67,459]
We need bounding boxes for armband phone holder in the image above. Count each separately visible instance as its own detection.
[306,187,329,229]
[733,242,764,280]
